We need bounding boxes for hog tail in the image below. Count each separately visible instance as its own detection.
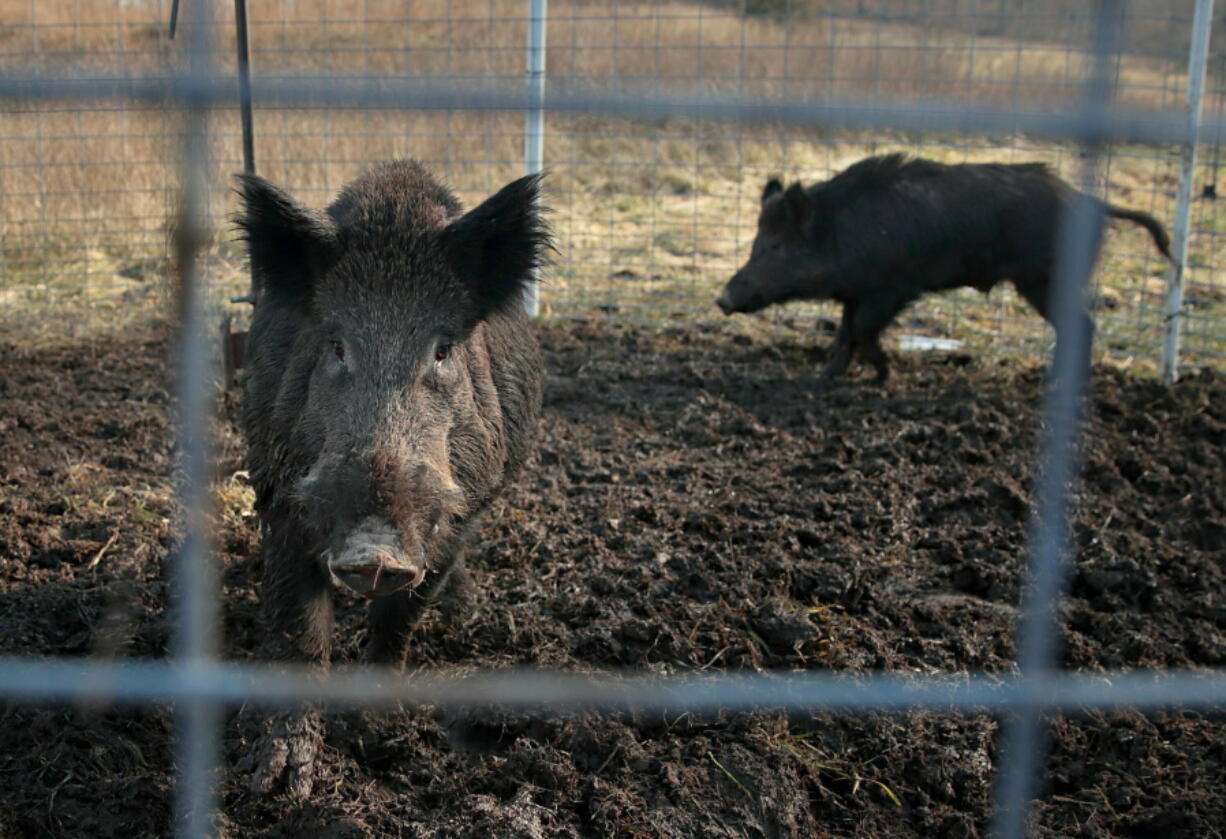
[1106,204,1172,261]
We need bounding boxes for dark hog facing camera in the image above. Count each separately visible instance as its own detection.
[235,159,549,797]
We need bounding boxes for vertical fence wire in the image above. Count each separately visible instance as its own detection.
[988,1,1122,835]
[171,1,219,836]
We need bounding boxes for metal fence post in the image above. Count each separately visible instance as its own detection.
[235,0,256,178]
[1162,0,1215,384]
[522,0,547,318]
[232,0,258,308]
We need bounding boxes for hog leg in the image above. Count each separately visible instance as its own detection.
[242,525,334,800]
[258,530,335,664]
[436,561,478,627]
[822,301,857,379]
[1014,277,1094,372]
[850,290,914,383]
[1013,275,1051,323]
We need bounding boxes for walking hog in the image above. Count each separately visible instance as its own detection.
[716,154,1172,381]
[235,160,548,797]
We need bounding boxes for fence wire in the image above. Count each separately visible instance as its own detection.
[1,2,1225,838]
[4,1,1226,367]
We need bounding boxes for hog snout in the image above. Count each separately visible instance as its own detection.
[716,275,746,315]
[331,562,424,599]
[716,274,763,315]
[326,516,427,598]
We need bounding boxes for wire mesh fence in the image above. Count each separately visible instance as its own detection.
[4,1,1226,367]
[2,1,1226,837]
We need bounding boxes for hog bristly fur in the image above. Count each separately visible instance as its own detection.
[236,160,547,671]
[717,153,1172,381]
[234,160,548,799]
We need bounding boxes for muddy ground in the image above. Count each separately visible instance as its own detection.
[1,317,1224,838]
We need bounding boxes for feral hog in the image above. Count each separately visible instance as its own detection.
[716,154,1172,381]
[235,160,548,797]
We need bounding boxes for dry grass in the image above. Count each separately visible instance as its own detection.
[2,0,1223,369]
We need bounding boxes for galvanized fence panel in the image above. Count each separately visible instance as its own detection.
[2,2,1226,838]
[3,1,1225,370]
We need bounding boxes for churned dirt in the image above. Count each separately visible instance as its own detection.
[1,317,1225,838]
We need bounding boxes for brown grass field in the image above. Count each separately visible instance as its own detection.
[1,0,1224,369]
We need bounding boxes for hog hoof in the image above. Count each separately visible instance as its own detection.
[821,348,852,380]
[821,364,851,382]
[241,710,324,800]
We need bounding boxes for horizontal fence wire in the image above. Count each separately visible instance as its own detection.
[2,658,1226,713]
[1,74,1222,142]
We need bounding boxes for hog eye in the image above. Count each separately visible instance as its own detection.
[331,340,345,364]
[434,343,452,363]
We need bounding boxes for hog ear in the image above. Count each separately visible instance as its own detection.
[441,173,552,319]
[234,173,339,303]
[761,178,784,204]
[782,182,812,229]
